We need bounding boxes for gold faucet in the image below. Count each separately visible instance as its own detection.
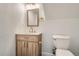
[30,27,33,32]
[29,27,36,33]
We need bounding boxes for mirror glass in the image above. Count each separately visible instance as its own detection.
[27,9,39,27]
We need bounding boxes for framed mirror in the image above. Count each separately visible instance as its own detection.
[27,9,39,27]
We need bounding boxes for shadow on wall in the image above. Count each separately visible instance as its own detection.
[0,4,26,56]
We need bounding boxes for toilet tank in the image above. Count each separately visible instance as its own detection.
[53,35,70,49]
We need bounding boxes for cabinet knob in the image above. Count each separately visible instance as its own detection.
[39,41,42,44]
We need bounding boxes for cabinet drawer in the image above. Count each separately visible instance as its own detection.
[16,35,29,40]
[16,34,41,42]
[28,36,39,42]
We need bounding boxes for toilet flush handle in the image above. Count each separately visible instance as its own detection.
[52,47,56,56]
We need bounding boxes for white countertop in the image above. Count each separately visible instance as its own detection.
[16,32,42,35]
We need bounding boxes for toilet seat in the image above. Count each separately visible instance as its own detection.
[56,49,74,56]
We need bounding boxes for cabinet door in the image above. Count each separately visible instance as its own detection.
[16,40,22,56]
[27,42,39,56]
[21,41,28,56]
[16,40,28,56]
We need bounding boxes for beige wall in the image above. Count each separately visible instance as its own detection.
[0,3,79,56]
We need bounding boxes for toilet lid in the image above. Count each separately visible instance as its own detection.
[56,49,74,56]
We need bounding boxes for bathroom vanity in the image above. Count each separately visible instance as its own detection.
[16,33,42,56]
[16,5,42,56]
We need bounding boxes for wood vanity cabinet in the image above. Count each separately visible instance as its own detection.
[16,34,42,56]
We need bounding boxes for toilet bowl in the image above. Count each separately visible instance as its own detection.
[56,49,74,56]
[42,52,53,56]
[42,50,74,56]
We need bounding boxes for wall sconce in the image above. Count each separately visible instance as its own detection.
[25,3,40,10]
[40,17,44,22]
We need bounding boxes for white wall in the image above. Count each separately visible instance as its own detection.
[0,3,26,56]
[39,3,79,56]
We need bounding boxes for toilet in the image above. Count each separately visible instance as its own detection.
[52,34,74,56]
[42,52,53,56]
